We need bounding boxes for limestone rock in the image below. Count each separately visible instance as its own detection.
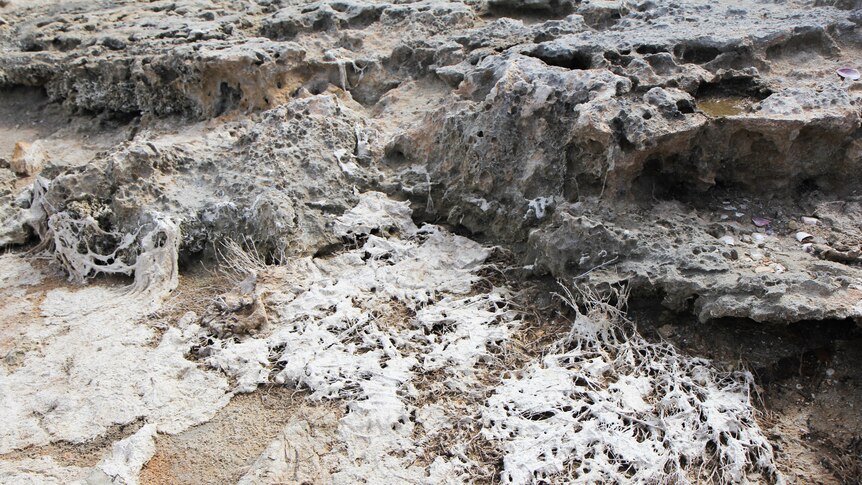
[9,141,45,176]
[0,0,859,324]
[0,1,860,483]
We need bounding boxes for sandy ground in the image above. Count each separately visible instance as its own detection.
[140,387,340,485]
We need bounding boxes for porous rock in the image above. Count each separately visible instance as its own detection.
[1,0,860,322]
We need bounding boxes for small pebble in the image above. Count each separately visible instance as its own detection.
[801,216,819,226]
[102,36,126,50]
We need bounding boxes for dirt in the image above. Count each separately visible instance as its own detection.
[140,387,339,485]
[0,86,132,173]
[144,261,237,344]
[0,419,146,469]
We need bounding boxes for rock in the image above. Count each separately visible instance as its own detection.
[200,275,268,338]
[9,141,45,176]
[0,94,375,270]
[101,36,127,50]
[0,0,857,327]
[0,1,858,484]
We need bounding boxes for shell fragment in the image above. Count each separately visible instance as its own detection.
[752,217,770,227]
[837,67,861,81]
[795,232,813,242]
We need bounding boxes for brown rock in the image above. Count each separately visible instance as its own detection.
[9,141,45,176]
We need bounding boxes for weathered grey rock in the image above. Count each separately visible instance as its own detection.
[525,198,862,323]
[0,0,860,324]
[0,94,378,274]
[376,0,862,323]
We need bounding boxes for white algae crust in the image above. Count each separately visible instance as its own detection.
[484,288,778,484]
[1,193,781,483]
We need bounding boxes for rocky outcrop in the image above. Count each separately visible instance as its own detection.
[0,0,860,322]
[0,93,378,282]
[382,0,862,323]
[2,1,862,484]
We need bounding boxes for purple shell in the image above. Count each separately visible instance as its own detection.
[752,217,770,227]
[837,68,860,81]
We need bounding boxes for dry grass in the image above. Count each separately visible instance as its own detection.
[143,262,235,342]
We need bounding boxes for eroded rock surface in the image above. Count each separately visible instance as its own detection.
[2,0,859,323]
[0,0,861,483]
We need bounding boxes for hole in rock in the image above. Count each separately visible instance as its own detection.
[675,99,695,114]
[341,6,385,29]
[382,143,409,167]
[695,77,772,100]
[523,410,555,421]
[51,36,82,52]
[673,42,722,64]
[485,0,575,23]
[765,29,833,60]
[694,77,772,117]
[630,293,862,388]
[581,9,622,30]
[796,177,821,195]
[635,44,668,55]
[21,38,46,52]
[526,47,593,70]
[630,155,708,202]
[311,16,336,33]
[604,50,633,67]
[215,82,242,116]
[100,109,142,127]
